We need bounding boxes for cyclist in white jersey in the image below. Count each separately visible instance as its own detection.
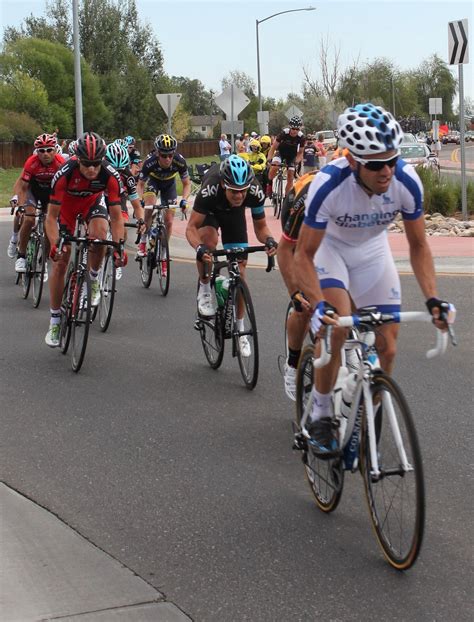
[294,103,455,458]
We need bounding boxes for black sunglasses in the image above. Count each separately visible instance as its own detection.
[158,151,174,159]
[37,147,55,154]
[354,155,399,171]
[80,158,102,167]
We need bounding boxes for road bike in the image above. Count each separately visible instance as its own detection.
[13,204,48,308]
[90,233,117,333]
[293,307,456,570]
[271,164,286,220]
[194,246,274,390]
[58,215,124,372]
[137,202,171,296]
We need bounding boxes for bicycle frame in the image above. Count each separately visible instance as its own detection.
[310,310,451,477]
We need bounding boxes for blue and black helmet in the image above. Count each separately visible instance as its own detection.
[337,103,403,155]
[220,154,253,189]
[105,142,130,170]
[123,135,135,146]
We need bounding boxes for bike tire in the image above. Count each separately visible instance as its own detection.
[157,227,170,296]
[60,265,74,355]
[197,279,225,369]
[71,270,92,373]
[32,234,46,308]
[98,250,116,332]
[140,241,154,288]
[295,345,344,513]
[276,177,283,220]
[360,372,425,570]
[233,280,259,390]
[21,238,34,299]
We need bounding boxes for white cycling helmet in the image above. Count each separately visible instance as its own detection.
[337,103,403,156]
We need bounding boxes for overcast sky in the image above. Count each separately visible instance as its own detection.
[2,0,472,112]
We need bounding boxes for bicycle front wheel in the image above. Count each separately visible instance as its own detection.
[21,238,34,299]
[233,280,259,390]
[296,345,344,513]
[98,250,116,332]
[32,234,46,308]
[71,270,92,373]
[360,372,425,570]
[140,242,154,288]
[157,228,170,296]
[60,265,74,354]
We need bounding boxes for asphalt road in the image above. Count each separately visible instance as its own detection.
[1,220,473,622]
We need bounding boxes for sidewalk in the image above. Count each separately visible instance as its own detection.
[0,483,191,621]
[168,204,473,275]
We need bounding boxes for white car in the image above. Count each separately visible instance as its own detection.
[400,143,440,176]
[317,130,337,150]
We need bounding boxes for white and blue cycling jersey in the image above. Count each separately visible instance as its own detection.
[304,157,423,245]
[303,157,424,313]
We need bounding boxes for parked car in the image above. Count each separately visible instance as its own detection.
[400,143,440,176]
[442,131,461,145]
[317,130,337,150]
[464,130,474,142]
[402,133,417,143]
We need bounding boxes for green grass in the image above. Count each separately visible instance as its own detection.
[0,156,218,205]
[0,168,21,207]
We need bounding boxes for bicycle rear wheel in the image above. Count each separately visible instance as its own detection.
[360,372,425,570]
[296,345,344,512]
[98,250,116,332]
[140,241,154,288]
[60,265,74,354]
[157,228,170,296]
[32,235,46,308]
[233,280,259,390]
[71,270,92,372]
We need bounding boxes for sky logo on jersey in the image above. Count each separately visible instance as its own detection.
[248,184,265,202]
[201,184,218,198]
[335,209,401,228]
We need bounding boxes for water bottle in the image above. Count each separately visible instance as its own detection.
[340,373,361,470]
[340,373,357,445]
[214,275,229,308]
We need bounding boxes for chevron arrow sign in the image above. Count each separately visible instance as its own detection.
[448,19,469,65]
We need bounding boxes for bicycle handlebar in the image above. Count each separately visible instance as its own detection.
[207,245,275,274]
[314,311,452,369]
[124,222,141,244]
[58,231,124,255]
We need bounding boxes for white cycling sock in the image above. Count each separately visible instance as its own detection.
[50,308,61,326]
[11,233,19,243]
[199,281,211,294]
[309,389,332,422]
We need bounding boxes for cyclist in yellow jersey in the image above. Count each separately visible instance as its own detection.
[238,139,267,185]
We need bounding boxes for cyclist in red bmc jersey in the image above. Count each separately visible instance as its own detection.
[9,134,65,272]
[44,132,125,347]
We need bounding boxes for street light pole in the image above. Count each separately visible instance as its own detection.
[256,6,316,115]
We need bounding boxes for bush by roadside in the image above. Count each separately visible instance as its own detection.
[417,167,474,215]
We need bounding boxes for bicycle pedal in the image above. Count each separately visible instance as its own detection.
[193,318,203,331]
[292,432,307,452]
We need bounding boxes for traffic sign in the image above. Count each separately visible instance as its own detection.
[285,105,303,120]
[429,98,442,115]
[448,19,469,65]
[215,85,250,120]
[257,111,269,124]
[156,93,182,118]
[221,120,244,136]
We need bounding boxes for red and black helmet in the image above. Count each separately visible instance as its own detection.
[34,133,57,149]
[76,131,106,161]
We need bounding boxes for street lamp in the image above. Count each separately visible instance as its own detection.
[256,6,316,114]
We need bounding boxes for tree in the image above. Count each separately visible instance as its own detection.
[221,71,256,98]
[168,77,213,117]
[412,54,457,121]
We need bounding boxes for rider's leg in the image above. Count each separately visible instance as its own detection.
[17,204,36,255]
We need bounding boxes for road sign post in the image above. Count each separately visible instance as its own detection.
[448,18,469,220]
[215,85,250,152]
[156,93,182,135]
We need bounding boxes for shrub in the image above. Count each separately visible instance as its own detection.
[0,110,42,142]
[428,183,457,215]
